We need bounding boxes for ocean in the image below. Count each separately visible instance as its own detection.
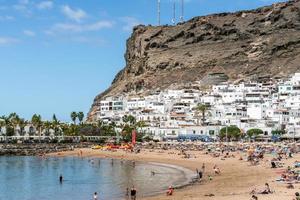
[0,156,193,200]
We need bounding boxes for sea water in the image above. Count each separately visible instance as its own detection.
[0,156,192,200]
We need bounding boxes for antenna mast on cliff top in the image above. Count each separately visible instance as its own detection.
[180,0,184,22]
[158,0,161,26]
[172,0,176,25]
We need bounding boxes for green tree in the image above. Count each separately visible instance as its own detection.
[70,112,77,124]
[44,121,52,136]
[247,128,263,138]
[8,113,21,136]
[51,114,61,136]
[52,114,58,123]
[31,114,42,137]
[0,116,10,136]
[6,126,15,137]
[272,130,285,135]
[122,115,136,125]
[0,118,5,135]
[18,118,27,136]
[219,126,241,141]
[195,104,209,125]
[77,112,85,124]
[121,115,146,142]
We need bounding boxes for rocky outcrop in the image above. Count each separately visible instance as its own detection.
[88,0,300,121]
[0,144,89,156]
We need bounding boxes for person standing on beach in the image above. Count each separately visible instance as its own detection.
[126,187,129,196]
[59,174,63,184]
[130,186,137,200]
[198,171,203,180]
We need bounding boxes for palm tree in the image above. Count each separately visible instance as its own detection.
[18,118,27,136]
[195,104,209,125]
[122,115,136,126]
[8,113,20,136]
[52,114,60,136]
[52,114,58,123]
[31,114,42,137]
[77,112,84,124]
[0,117,6,135]
[44,121,52,136]
[70,112,77,124]
[0,115,14,136]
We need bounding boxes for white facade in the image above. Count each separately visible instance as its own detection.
[89,72,300,139]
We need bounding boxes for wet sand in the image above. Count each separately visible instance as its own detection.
[48,148,299,200]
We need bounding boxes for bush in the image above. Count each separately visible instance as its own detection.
[247,128,263,138]
[272,130,285,135]
[219,126,241,141]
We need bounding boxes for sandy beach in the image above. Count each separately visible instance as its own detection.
[48,147,298,200]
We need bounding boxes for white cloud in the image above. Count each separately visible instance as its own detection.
[70,36,106,45]
[19,0,29,5]
[0,6,8,11]
[0,16,14,21]
[13,4,27,11]
[61,5,87,22]
[0,37,19,45]
[46,20,114,34]
[120,17,141,32]
[23,30,36,37]
[13,0,32,16]
[37,1,53,10]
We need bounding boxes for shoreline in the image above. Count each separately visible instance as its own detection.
[47,149,200,199]
[47,147,300,200]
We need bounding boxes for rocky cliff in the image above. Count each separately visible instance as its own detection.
[88,0,300,120]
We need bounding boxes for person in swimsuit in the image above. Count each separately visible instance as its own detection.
[93,192,98,200]
[166,186,174,196]
[130,186,137,200]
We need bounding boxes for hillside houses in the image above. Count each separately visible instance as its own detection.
[94,73,300,140]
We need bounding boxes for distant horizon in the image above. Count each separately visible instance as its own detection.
[0,0,287,122]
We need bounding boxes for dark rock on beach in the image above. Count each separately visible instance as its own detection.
[0,144,90,156]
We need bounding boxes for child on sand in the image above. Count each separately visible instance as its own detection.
[213,165,221,175]
[251,195,258,200]
[166,186,174,196]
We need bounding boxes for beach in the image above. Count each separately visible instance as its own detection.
[48,145,299,200]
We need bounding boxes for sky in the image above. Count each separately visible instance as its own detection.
[0,0,287,122]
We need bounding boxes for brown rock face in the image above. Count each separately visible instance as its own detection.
[88,0,300,121]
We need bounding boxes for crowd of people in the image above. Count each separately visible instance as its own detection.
[69,141,300,199]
